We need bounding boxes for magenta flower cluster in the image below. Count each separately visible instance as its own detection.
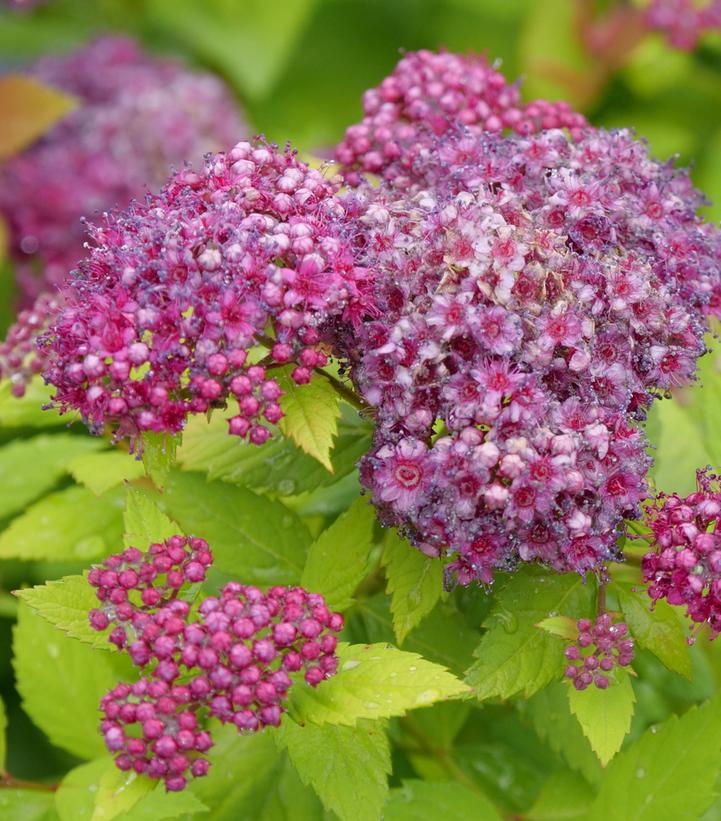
[0,36,245,304]
[335,49,587,188]
[646,0,721,50]
[563,615,634,690]
[0,293,59,397]
[642,469,721,637]
[90,536,343,791]
[341,124,717,584]
[25,49,721,587]
[42,139,373,444]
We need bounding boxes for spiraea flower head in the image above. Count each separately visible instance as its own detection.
[0,35,246,303]
[335,49,587,187]
[89,535,343,791]
[42,138,374,445]
[642,468,721,637]
[336,125,720,586]
[646,0,721,50]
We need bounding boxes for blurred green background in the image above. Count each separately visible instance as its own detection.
[1,0,721,216]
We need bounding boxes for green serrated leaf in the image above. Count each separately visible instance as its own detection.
[278,370,340,472]
[116,783,208,820]
[301,496,374,611]
[290,642,469,726]
[616,584,692,679]
[13,604,117,759]
[466,569,594,701]
[278,718,390,821]
[141,432,178,490]
[123,486,180,548]
[0,377,67,428]
[381,530,443,645]
[0,485,125,562]
[521,682,603,786]
[526,771,594,821]
[567,673,636,765]
[15,574,110,650]
[589,696,721,820]
[68,450,145,496]
[0,693,6,774]
[0,788,55,820]
[91,765,153,821]
[536,615,579,641]
[177,405,371,497]
[384,779,501,821]
[161,471,309,585]
[0,433,103,520]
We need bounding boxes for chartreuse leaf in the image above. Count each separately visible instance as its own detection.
[0,485,125,561]
[141,432,178,490]
[0,789,55,820]
[616,584,692,679]
[278,369,341,472]
[589,696,721,820]
[382,529,443,644]
[521,682,603,786]
[161,471,309,585]
[301,496,375,611]
[290,642,469,726]
[177,404,370,496]
[0,693,6,773]
[15,574,110,650]
[277,718,391,821]
[0,74,76,160]
[466,569,594,701]
[13,604,118,759]
[384,779,501,821]
[536,615,579,641]
[567,673,636,765]
[0,433,104,520]
[527,771,594,821]
[55,757,167,821]
[0,378,67,428]
[68,450,145,496]
[123,486,180,548]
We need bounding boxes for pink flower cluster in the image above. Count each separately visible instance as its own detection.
[0,293,60,397]
[339,124,718,584]
[642,469,721,637]
[335,49,587,187]
[563,615,634,690]
[42,139,373,444]
[90,536,343,791]
[0,36,245,303]
[646,0,721,50]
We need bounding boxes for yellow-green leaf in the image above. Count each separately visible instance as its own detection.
[0,74,76,160]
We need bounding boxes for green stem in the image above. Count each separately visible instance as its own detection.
[315,368,367,412]
[0,774,57,792]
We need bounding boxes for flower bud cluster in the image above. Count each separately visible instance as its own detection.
[0,36,245,304]
[335,49,587,187]
[642,469,721,636]
[90,536,343,790]
[646,0,721,50]
[563,615,635,690]
[0,293,60,397]
[42,138,374,444]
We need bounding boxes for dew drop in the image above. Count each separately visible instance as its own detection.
[415,689,439,705]
[342,659,361,671]
[496,610,518,634]
[636,768,645,779]
[278,479,296,495]
[47,643,60,659]
[364,702,379,710]
[408,665,417,672]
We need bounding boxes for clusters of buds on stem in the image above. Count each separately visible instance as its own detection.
[89,536,343,791]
